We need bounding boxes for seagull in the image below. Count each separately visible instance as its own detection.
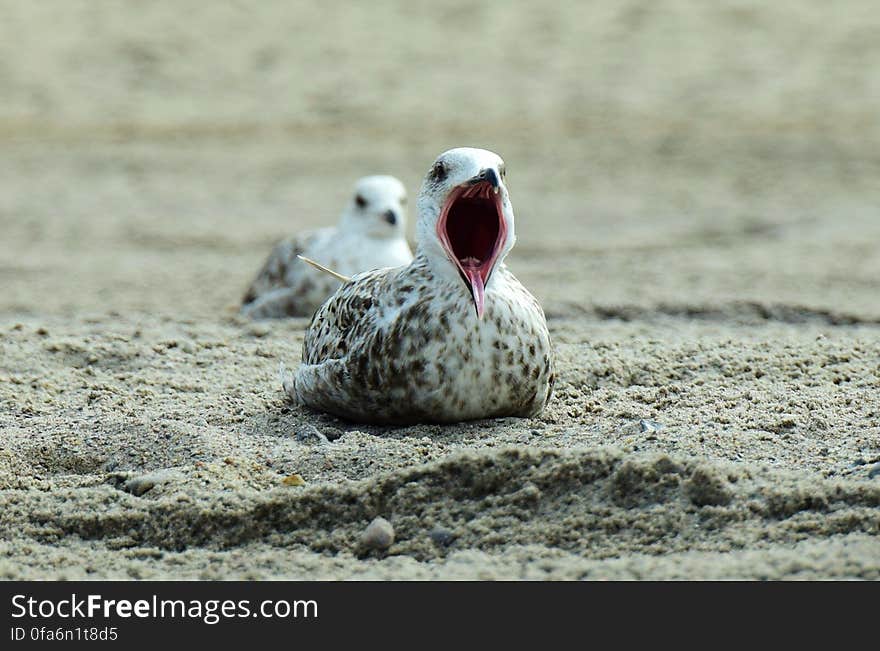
[284,148,554,424]
[241,175,413,318]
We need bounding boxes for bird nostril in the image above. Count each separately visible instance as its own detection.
[383,210,397,225]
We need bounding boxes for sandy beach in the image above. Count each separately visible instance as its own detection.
[1,1,879,579]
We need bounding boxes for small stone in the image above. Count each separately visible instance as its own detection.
[868,464,880,479]
[122,470,178,496]
[282,473,306,487]
[362,517,394,550]
[295,425,329,444]
[429,528,456,547]
[639,419,664,433]
[247,323,271,338]
[321,427,345,441]
[123,476,157,496]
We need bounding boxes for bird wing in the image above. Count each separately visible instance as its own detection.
[291,267,403,415]
[241,232,317,306]
[301,266,393,365]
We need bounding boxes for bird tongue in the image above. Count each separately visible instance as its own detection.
[460,257,486,319]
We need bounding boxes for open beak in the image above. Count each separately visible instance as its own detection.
[436,168,507,319]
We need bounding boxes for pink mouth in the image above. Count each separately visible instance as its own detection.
[436,181,507,319]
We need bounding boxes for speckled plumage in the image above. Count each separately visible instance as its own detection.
[241,176,412,319]
[285,148,555,424]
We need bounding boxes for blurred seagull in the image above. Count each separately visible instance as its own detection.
[241,175,413,318]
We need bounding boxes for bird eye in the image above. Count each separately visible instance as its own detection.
[355,195,367,208]
[430,161,447,183]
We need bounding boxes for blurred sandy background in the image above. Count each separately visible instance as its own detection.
[1,1,879,579]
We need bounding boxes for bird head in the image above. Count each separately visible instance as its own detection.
[339,175,408,240]
[416,148,516,319]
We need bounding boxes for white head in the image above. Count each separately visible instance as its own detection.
[416,147,516,319]
[338,175,408,240]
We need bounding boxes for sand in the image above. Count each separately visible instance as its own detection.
[1,1,879,579]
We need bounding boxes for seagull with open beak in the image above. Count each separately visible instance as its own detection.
[287,147,554,424]
[428,151,513,319]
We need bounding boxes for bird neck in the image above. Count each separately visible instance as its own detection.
[413,243,460,285]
